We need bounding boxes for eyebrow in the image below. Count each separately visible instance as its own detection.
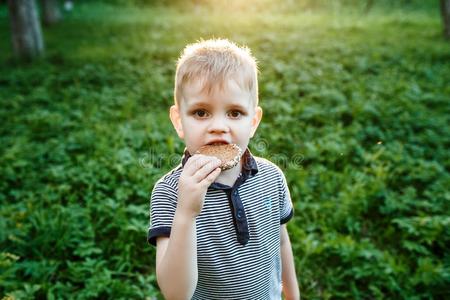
[187,101,212,109]
[227,103,249,111]
[186,101,249,111]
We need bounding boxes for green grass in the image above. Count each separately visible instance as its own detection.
[1,2,449,299]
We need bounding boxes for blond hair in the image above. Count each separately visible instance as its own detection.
[174,38,258,106]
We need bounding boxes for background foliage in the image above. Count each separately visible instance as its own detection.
[1,0,449,299]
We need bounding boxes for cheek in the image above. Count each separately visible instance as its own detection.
[183,118,202,131]
[239,117,254,129]
[181,117,197,131]
[183,120,205,138]
[233,121,253,137]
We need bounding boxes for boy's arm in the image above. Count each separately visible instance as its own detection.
[155,212,197,300]
[281,224,300,300]
[155,155,222,300]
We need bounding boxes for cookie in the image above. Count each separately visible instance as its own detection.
[196,143,242,170]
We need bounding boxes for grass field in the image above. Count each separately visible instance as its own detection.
[1,1,449,299]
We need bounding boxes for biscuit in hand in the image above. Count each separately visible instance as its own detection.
[196,144,242,170]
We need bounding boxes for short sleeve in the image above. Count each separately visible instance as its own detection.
[279,171,294,224]
[147,180,178,246]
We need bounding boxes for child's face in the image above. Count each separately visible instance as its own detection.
[170,78,262,159]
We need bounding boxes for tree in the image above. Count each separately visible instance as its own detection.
[7,0,44,60]
[42,0,62,26]
[441,0,450,39]
[364,0,374,14]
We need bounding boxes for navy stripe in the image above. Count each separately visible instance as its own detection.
[281,208,294,224]
[148,226,171,245]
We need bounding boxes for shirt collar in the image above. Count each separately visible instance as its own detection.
[181,147,258,177]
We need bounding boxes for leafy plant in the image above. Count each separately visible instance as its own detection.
[0,1,448,299]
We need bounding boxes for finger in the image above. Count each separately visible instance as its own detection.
[184,155,216,176]
[183,155,201,172]
[182,156,199,176]
[193,158,222,182]
[200,167,221,187]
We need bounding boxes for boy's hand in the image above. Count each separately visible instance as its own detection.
[177,154,222,218]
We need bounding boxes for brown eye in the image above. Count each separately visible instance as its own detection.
[194,110,208,118]
[228,110,242,118]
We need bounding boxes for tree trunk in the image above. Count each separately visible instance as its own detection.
[42,0,61,26]
[7,0,44,60]
[364,0,375,14]
[441,0,450,39]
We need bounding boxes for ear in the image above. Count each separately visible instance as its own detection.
[169,105,184,139]
[250,106,263,138]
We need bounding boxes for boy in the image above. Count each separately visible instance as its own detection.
[148,39,300,299]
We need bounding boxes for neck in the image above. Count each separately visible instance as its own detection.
[214,160,242,187]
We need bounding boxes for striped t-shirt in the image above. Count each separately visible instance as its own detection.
[148,149,294,299]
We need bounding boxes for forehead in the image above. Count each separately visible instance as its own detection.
[181,78,253,108]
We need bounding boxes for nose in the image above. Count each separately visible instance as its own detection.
[208,115,229,134]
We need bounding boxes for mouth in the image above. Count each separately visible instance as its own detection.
[206,140,229,146]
